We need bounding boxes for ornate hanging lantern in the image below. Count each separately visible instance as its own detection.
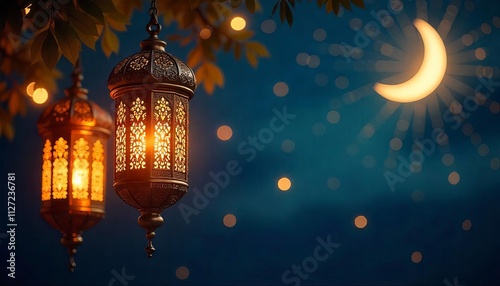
[38,60,112,271]
[107,0,196,257]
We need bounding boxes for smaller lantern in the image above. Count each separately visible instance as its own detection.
[107,0,196,257]
[38,60,112,271]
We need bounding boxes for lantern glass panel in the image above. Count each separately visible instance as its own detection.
[116,101,127,172]
[153,96,171,170]
[72,137,90,199]
[41,139,52,201]
[130,98,147,170]
[91,140,105,202]
[52,137,69,199]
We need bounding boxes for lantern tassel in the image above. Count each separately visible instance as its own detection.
[138,211,164,258]
[60,232,83,272]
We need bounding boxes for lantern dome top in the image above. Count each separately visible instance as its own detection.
[38,65,113,135]
[107,39,197,97]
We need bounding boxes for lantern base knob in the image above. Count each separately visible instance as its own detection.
[138,211,164,258]
[60,232,83,272]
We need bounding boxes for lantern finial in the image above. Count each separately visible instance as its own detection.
[138,212,164,257]
[65,57,88,99]
[60,232,83,272]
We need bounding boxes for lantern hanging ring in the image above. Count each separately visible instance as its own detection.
[146,0,161,38]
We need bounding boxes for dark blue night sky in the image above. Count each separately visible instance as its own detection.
[2,0,500,285]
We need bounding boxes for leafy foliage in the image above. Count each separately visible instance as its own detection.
[272,0,365,26]
[0,0,364,140]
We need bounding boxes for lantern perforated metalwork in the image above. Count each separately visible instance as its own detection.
[107,1,196,257]
[38,61,112,271]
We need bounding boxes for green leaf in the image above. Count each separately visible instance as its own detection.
[340,0,351,10]
[245,49,258,67]
[94,0,115,12]
[230,30,254,41]
[230,0,242,8]
[106,10,129,30]
[67,10,99,35]
[101,23,119,57]
[245,0,256,13]
[8,90,20,116]
[285,1,293,26]
[78,0,104,23]
[327,0,340,15]
[271,1,279,16]
[0,82,6,93]
[189,0,201,9]
[195,62,224,94]
[223,39,232,52]
[351,0,365,8]
[76,31,97,50]
[42,31,60,70]
[234,43,241,59]
[246,42,270,57]
[167,34,182,42]
[187,46,203,68]
[180,36,193,47]
[279,1,286,23]
[55,19,81,65]
[31,30,48,64]
[0,108,14,141]
[201,42,216,61]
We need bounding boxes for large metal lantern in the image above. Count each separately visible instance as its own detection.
[107,0,196,257]
[37,61,112,271]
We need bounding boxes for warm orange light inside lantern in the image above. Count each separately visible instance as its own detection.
[42,137,105,202]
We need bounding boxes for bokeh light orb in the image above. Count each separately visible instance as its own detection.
[176,266,190,280]
[26,81,36,97]
[199,28,212,39]
[278,177,292,191]
[411,251,423,263]
[354,215,368,228]
[223,214,237,228]
[231,17,246,31]
[217,125,233,141]
[462,219,472,231]
[33,87,48,104]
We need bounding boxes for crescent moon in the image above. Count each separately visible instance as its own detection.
[374,19,447,103]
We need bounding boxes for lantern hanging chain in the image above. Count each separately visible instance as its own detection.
[146,0,161,37]
[71,57,82,88]
[148,0,158,18]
